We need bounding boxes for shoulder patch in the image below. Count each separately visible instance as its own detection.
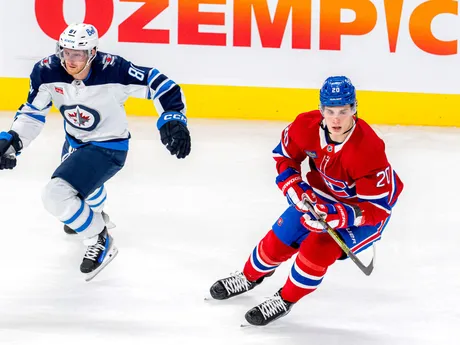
[101,54,117,70]
[39,55,54,69]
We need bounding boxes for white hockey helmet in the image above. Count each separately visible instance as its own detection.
[56,23,99,67]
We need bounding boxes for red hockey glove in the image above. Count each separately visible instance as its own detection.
[276,167,317,212]
[301,203,364,233]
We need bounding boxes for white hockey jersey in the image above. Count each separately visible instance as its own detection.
[12,52,187,151]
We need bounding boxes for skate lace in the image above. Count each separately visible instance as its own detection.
[83,242,106,261]
[258,294,288,320]
[222,272,250,294]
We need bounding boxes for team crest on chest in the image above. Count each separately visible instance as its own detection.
[59,104,100,131]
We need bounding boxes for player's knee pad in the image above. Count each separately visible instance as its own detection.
[259,230,298,263]
[42,177,79,218]
[85,185,107,212]
[42,178,105,238]
[298,233,343,269]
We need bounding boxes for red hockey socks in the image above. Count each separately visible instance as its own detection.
[281,233,343,303]
[243,230,297,282]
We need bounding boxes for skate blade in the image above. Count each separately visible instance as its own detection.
[204,297,219,301]
[84,246,119,282]
[240,320,279,327]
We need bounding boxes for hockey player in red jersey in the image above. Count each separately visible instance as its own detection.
[209,76,404,326]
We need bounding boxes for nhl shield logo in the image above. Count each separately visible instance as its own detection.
[59,104,100,131]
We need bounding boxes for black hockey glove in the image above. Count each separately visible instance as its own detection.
[157,112,191,159]
[0,155,17,170]
[0,130,22,170]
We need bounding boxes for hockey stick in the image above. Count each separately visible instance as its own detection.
[302,198,375,276]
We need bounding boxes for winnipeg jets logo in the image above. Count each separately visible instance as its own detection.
[40,56,52,69]
[59,104,100,131]
[101,54,116,70]
[69,107,90,126]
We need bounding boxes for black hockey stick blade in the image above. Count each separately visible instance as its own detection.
[347,249,374,276]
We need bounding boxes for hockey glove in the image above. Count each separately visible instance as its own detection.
[301,203,364,233]
[157,112,191,159]
[0,130,22,170]
[276,167,317,212]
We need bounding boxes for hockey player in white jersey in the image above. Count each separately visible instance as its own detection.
[0,23,191,281]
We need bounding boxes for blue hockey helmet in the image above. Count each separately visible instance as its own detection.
[319,76,356,110]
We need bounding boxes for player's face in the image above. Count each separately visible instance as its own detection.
[322,104,355,136]
[63,48,88,75]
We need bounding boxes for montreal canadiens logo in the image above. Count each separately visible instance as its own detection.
[59,104,100,131]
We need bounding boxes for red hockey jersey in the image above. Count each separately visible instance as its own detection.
[273,110,403,227]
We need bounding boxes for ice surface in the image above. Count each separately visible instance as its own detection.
[0,112,458,345]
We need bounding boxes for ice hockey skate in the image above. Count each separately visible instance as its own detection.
[64,211,115,234]
[210,271,273,300]
[244,289,294,326]
[80,227,118,282]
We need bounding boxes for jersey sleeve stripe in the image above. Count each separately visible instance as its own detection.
[154,80,176,100]
[272,141,292,159]
[15,113,46,123]
[311,187,339,203]
[25,102,41,111]
[147,68,160,85]
[150,74,168,91]
[368,201,391,214]
[388,169,398,206]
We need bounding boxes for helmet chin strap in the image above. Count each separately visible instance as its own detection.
[342,119,356,135]
[72,64,91,80]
